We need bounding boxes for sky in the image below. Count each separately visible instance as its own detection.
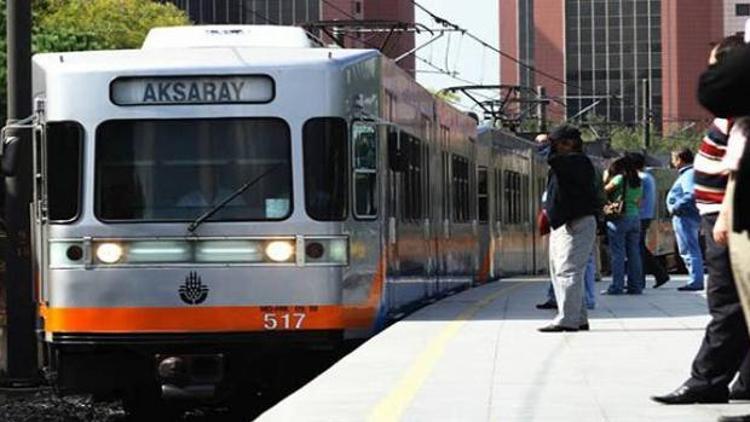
[414,0,500,113]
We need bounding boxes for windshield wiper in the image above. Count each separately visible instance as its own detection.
[187,164,281,233]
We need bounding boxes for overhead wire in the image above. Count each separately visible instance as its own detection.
[410,0,621,103]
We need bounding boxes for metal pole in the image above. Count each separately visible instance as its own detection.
[536,85,547,133]
[4,0,38,383]
[642,78,651,151]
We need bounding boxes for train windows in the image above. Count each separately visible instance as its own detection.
[304,118,348,221]
[515,173,522,224]
[423,143,431,219]
[522,176,529,224]
[46,121,83,222]
[401,134,422,222]
[495,169,502,222]
[477,166,488,223]
[452,155,470,222]
[353,122,378,219]
[411,137,422,220]
[95,118,292,222]
[442,150,450,221]
[503,170,515,224]
[503,170,525,225]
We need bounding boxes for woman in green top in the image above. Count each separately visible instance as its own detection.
[602,156,644,294]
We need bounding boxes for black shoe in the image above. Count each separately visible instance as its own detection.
[579,323,589,331]
[536,300,558,310]
[538,324,578,332]
[730,389,750,401]
[651,385,728,404]
[654,277,670,288]
[678,285,704,292]
[719,415,750,422]
[626,290,643,295]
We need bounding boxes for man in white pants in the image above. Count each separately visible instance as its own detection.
[538,126,600,332]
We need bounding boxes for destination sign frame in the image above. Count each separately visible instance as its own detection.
[110,74,275,106]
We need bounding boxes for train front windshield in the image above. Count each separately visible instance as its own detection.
[95,118,292,222]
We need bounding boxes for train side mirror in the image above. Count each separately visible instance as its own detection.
[387,130,407,172]
[1,136,20,177]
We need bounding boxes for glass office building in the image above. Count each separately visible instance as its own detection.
[564,0,662,124]
[160,0,320,25]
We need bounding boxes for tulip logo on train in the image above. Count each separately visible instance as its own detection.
[179,271,210,305]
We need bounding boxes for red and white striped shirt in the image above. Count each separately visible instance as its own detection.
[694,118,732,215]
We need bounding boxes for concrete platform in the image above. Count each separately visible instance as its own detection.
[259,276,750,422]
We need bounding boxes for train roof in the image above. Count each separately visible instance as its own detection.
[33,46,380,74]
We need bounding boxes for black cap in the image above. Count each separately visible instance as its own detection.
[548,124,582,143]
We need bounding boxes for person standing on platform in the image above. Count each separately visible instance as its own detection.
[601,156,643,295]
[628,152,670,289]
[537,125,599,333]
[652,36,750,406]
[535,133,598,312]
[666,148,704,291]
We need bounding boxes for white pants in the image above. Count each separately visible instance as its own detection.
[549,215,597,328]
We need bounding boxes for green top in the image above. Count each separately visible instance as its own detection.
[609,174,642,217]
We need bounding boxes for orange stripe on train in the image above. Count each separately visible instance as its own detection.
[40,255,387,334]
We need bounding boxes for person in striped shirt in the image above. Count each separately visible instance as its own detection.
[653,34,750,406]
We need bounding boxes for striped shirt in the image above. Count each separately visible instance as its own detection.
[694,117,732,215]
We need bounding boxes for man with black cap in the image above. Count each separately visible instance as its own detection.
[538,125,600,332]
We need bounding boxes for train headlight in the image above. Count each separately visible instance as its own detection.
[303,237,348,265]
[265,241,294,262]
[95,242,124,264]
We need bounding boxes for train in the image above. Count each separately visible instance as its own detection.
[1,24,676,411]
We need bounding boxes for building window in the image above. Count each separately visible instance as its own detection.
[738,4,750,16]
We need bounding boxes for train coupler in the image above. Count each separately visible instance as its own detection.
[156,354,224,401]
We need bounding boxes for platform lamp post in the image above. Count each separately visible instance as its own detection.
[2,0,38,384]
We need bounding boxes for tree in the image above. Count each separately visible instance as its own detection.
[35,0,190,51]
[609,125,644,151]
[0,0,190,122]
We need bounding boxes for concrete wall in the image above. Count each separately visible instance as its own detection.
[499,0,520,86]
[661,0,724,132]
[363,0,416,75]
[532,0,565,120]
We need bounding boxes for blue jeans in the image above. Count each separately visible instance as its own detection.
[584,254,596,308]
[605,216,643,293]
[673,216,704,288]
[548,253,596,309]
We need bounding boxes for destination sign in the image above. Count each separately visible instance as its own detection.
[110,75,274,106]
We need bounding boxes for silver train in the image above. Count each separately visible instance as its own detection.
[9,25,675,406]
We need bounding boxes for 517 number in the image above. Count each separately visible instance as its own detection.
[263,313,306,330]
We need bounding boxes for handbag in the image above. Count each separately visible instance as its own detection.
[537,209,550,236]
[602,182,627,220]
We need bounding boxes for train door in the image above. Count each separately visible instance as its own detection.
[31,119,49,305]
[492,151,504,278]
[385,127,401,310]
[421,115,437,297]
[385,128,430,310]
[497,153,531,275]
[476,165,491,282]
[519,154,532,274]
[436,125,451,293]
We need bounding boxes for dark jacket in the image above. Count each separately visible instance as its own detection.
[544,152,599,229]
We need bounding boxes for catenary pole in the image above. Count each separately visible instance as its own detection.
[4,0,38,382]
